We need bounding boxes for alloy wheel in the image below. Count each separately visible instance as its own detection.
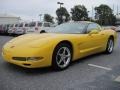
[56,47,71,69]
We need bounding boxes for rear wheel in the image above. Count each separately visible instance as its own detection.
[52,43,72,70]
[105,37,114,54]
[40,30,46,33]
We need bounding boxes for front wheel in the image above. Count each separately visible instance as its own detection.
[52,43,72,70]
[40,30,46,33]
[105,38,114,54]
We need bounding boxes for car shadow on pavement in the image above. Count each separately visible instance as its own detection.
[71,52,105,66]
[3,62,55,75]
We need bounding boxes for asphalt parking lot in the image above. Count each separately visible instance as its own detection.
[0,33,120,90]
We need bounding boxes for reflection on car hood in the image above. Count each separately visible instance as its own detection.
[5,34,58,47]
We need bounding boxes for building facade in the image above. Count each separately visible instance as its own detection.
[0,14,21,24]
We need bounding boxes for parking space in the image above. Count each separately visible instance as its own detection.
[0,33,119,90]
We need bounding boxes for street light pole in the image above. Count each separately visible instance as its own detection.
[39,14,42,22]
[57,2,64,24]
[57,2,64,8]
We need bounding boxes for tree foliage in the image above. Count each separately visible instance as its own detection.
[44,14,54,23]
[95,4,116,25]
[56,7,70,24]
[71,5,89,21]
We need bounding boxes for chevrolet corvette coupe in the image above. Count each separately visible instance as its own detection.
[2,21,117,70]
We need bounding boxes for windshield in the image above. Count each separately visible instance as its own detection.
[10,24,14,27]
[48,22,87,34]
[15,24,18,27]
[29,22,36,27]
[19,23,23,27]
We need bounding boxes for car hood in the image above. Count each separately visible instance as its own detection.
[4,33,73,48]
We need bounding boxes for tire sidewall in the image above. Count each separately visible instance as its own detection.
[52,43,72,70]
[106,38,114,54]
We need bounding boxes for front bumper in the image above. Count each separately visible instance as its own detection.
[14,30,24,35]
[2,47,52,68]
[8,30,14,34]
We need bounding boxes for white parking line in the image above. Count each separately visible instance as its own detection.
[88,64,112,71]
[114,76,120,82]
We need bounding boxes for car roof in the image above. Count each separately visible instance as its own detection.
[66,21,94,25]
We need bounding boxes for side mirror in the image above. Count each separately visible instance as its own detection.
[89,30,99,35]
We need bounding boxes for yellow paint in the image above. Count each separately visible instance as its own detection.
[2,29,117,68]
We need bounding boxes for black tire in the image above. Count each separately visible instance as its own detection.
[52,43,72,70]
[40,30,46,33]
[105,37,114,54]
[8,33,11,36]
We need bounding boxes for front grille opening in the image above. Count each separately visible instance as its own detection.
[12,57,43,61]
[12,57,26,61]
[23,64,31,66]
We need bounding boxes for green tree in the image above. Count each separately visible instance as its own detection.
[56,7,70,24]
[71,5,89,21]
[95,4,116,25]
[44,14,54,23]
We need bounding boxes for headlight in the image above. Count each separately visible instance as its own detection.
[27,57,43,61]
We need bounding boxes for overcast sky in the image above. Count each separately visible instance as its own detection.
[0,0,120,21]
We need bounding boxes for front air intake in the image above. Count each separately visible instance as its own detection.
[12,57,27,61]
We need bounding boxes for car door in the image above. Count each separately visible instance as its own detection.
[77,23,105,58]
[85,23,105,54]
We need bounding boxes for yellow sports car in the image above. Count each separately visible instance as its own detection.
[2,21,117,70]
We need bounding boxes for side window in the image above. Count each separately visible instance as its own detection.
[44,23,50,27]
[19,23,23,27]
[15,24,18,27]
[25,24,29,27]
[38,22,42,27]
[29,22,36,27]
[87,23,101,33]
